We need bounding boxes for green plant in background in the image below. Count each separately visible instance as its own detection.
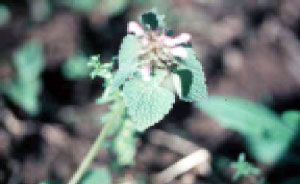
[79,168,112,184]
[197,96,300,164]
[0,4,11,26]
[231,153,260,182]
[39,168,111,184]
[29,0,52,22]
[0,40,44,116]
[66,9,207,184]
[62,54,90,80]
[60,0,129,16]
[61,0,100,13]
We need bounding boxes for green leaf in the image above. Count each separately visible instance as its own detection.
[118,35,142,69]
[231,153,260,181]
[30,0,51,22]
[282,110,300,129]
[176,48,207,103]
[80,168,112,184]
[2,80,41,115]
[88,55,113,80]
[197,96,294,164]
[1,40,44,115]
[112,119,137,166]
[60,0,100,13]
[123,78,175,131]
[180,48,203,70]
[110,62,138,91]
[13,40,44,81]
[62,54,90,79]
[0,4,10,26]
[197,96,286,134]
[141,9,165,30]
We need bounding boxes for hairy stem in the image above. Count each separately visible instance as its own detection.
[67,102,125,184]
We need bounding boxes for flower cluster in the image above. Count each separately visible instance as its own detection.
[127,21,191,81]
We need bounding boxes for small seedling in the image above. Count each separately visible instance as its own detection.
[231,153,260,182]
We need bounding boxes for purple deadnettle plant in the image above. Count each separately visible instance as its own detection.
[67,9,207,184]
[127,20,191,81]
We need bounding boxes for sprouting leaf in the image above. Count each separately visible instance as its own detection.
[175,48,207,103]
[231,153,260,181]
[197,96,294,164]
[118,35,142,69]
[80,168,112,184]
[88,55,113,80]
[141,9,165,30]
[112,119,137,166]
[123,78,175,131]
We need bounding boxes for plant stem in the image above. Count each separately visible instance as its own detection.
[67,103,124,184]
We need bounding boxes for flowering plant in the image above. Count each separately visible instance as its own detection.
[67,9,207,184]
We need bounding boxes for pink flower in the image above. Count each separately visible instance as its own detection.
[160,33,191,59]
[161,33,191,47]
[127,21,145,36]
[126,20,192,75]
[170,47,188,59]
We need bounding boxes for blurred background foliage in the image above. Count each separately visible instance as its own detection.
[0,0,300,184]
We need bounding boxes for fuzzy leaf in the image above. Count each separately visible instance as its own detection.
[118,35,142,69]
[176,48,207,103]
[123,79,175,131]
[179,48,202,70]
[110,62,138,91]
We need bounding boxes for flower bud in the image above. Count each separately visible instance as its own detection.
[127,21,145,36]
